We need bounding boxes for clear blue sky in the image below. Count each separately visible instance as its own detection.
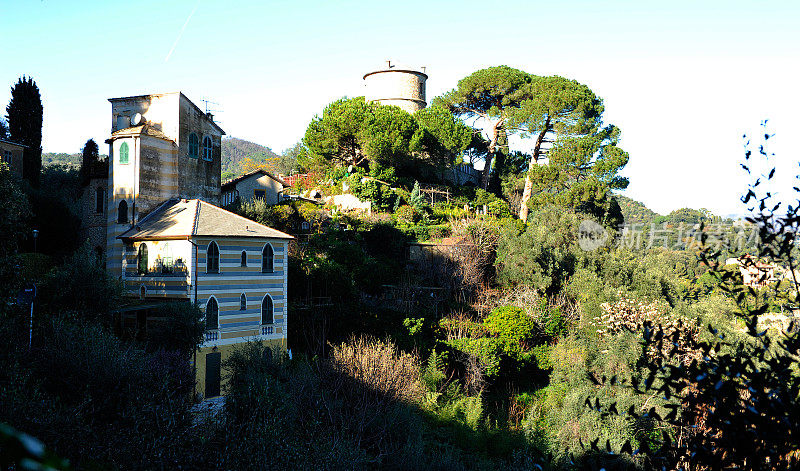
[2,0,798,216]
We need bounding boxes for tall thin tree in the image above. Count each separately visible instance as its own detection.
[6,76,43,187]
[80,138,99,185]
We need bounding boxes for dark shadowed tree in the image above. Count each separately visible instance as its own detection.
[0,162,30,296]
[0,118,8,140]
[6,76,43,187]
[80,138,99,185]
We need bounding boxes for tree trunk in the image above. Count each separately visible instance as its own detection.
[518,118,551,222]
[481,118,504,189]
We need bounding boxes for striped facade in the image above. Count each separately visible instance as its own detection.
[193,237,288,344]
[121,235,290,399]
[104,93,292,400]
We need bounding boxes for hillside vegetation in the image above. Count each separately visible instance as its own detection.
[2,68,796,471]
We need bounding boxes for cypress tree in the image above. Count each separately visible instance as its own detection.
[80,138,99,185]
[6,76,43,187]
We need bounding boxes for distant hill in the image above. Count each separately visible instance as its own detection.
[616,195,661,225]
[222,137,281,179]
[616,195,734,227]
[42,152,81,167]
[42,152,110,168]
[44,137,284,178]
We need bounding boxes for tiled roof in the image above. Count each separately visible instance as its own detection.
[222,169,288,189]
[118,198,293,241]
[110,124,173,141]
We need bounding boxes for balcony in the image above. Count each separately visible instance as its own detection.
[205,329,219,342]
[261,325,274,335]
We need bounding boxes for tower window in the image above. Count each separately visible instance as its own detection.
[202,136,213,161]
[241,250,247,267]
[119,142,129,164]
[118,200,128,224]
[206,241,219,274]
[240,293,247,311]
[188,133,199,158]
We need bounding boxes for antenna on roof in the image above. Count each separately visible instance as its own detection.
[201,98,219,114]
[200,97,223,126]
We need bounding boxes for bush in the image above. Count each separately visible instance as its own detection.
[330,335,423,403]
[395,204,418,225]
[484,306,536,357]
[1,318,195,469]
[145,301,204,357]
[495,206,582,296]
[487,200,512,218]
[39,243,123,323]
[363,222,408,259]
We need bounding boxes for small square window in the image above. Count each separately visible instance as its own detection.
[254,189,266,200]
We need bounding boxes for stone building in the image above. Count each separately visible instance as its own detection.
[79,159,109,257]
[117,198,292,398]
[221,169,287,206]
[98,91,293,399]
[104,92,224,274]
[0,137,25,178]
[363,61,427,113]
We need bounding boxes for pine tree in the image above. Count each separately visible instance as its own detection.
[410,181,424,210]
[6,76,43,187]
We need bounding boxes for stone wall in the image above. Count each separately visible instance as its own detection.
[364,68,427,113]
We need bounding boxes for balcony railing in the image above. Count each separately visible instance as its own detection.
[261,325,274,335]
[205,330,219,342]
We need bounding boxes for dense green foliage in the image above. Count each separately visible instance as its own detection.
[303,96,471,181]
[2,66,793,471]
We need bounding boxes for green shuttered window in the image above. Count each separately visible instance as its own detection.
[119,142,129,164]
[188,133,198,158]
[202,136,212,161]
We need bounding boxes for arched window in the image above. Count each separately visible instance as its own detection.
[206,297,219,330]
[202,136,213,161]
[261,295,273,325]
[262,244,274,273]
[118,200,128,223]
[241,250,247,267]
[188,133,199,158]
[119,142,129,164]
[95,186,104,213]
[240,293,247,311]
[137,244,148,274]
[206,241,219,274]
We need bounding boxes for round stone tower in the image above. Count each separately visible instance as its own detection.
[363,61,427,113]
